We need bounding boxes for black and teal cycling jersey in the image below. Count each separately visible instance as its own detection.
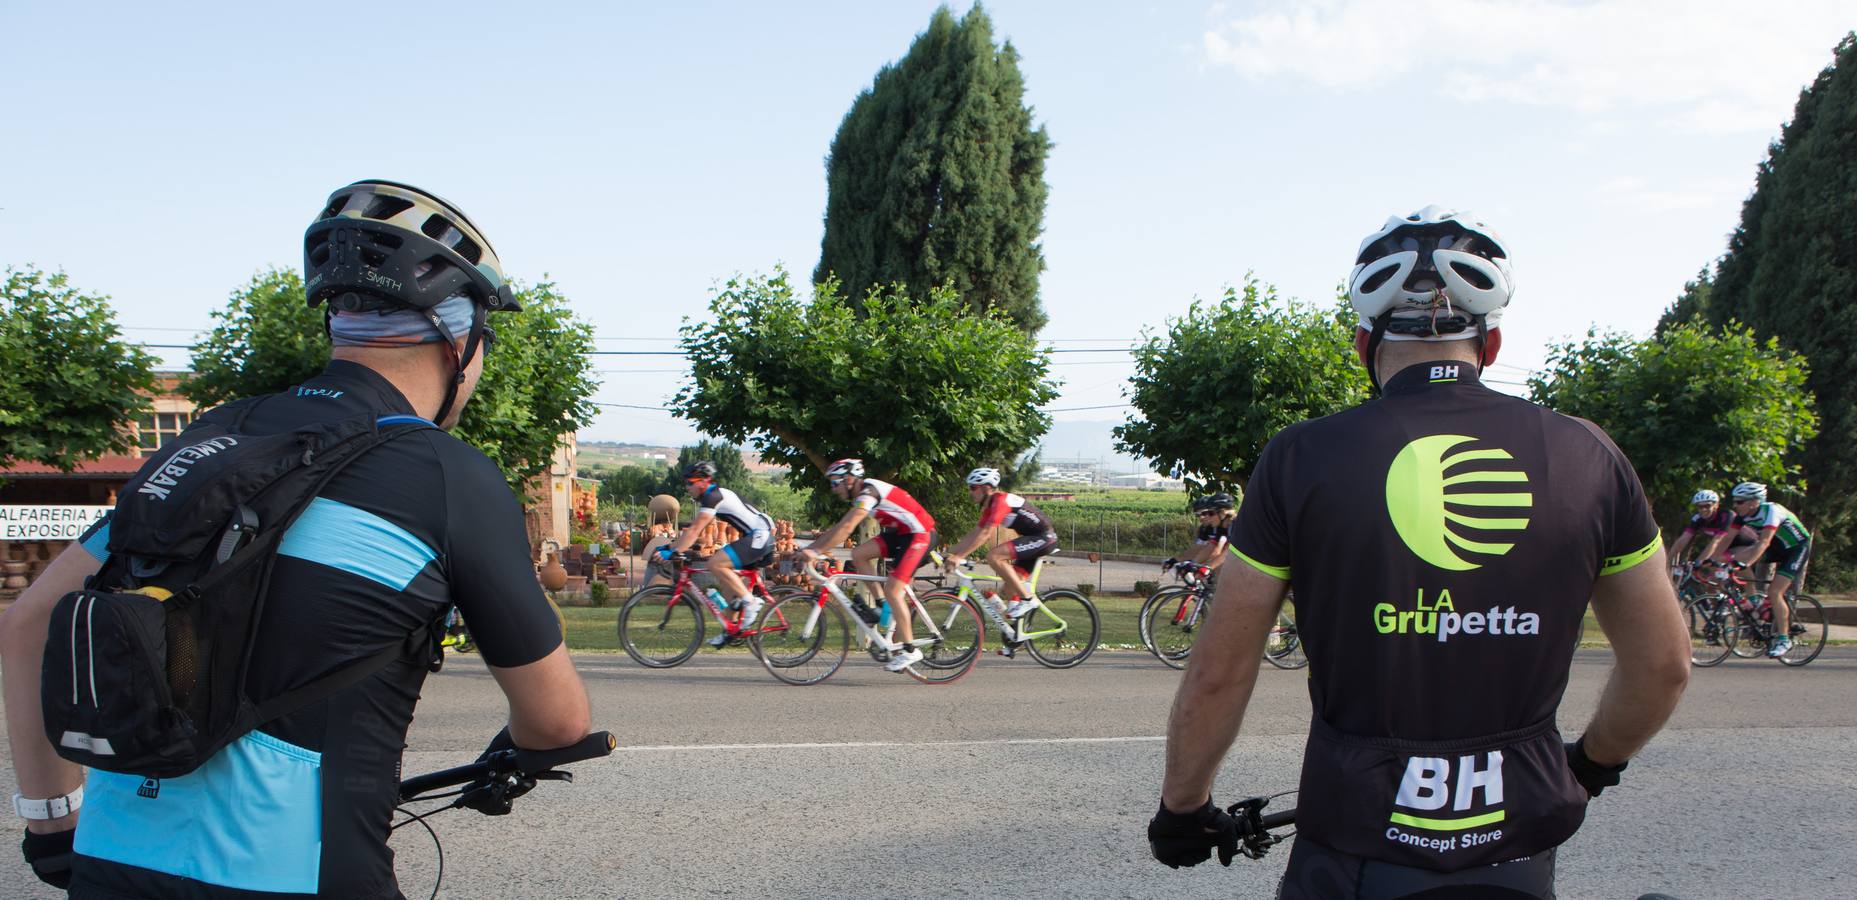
[67,361,565,900]
[694,484,775,537]
[1736,501,1810,550]
[1229,361,1660,873]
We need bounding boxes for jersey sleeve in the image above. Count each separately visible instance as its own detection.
[979,493,1007,529]
[438,441,566,667]
[692,490,719,520]
[853,486,879,512]
[1228,436,1292,581]
[1581,423,1662,576]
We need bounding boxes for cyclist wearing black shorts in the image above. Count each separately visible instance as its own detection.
[1669,488,1755,577]
[1150,206,1690,899]
[658,460,778,646]
[1728,481,1812,658]
[943,467,1059,620]
[0,181,591,898]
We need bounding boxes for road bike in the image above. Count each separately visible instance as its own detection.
[616,555,804,668]
[923,550,1100,667]
[750,557,982,685]
[1140,566,1306,670]
[1709,564,1827,666]
[393,730,616,900]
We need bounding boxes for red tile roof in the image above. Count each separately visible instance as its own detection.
[0,455,145,478]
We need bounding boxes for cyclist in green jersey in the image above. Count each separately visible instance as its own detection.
[1149,206,1690,898]
[1727,482,1812,658]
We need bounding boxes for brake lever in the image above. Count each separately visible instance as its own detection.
[1224,796,1283,860]
[533,769,573,784]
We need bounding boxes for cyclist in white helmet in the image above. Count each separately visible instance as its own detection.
[943,468,1061,642]
[1669,489,1755,575]
[802,458,939,673]
[1151,206,1689,899]
[1727,482,1813,658]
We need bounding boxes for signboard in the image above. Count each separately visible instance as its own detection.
[1,506,111,542]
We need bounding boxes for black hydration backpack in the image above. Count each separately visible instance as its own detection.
[42,402,437,778]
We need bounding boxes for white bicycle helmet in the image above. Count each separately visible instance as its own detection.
[826,458,865,480]
[965,467,1001,487]
[1691,489,1720,505]
[1730,482,1766,502]
[1349,205,1514,340]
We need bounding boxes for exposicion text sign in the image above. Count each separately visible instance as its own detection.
[1,506,111,541]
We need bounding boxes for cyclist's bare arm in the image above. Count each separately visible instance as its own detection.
[1668,531,1694,561]
[806,506,870,556]
[1738,527,1777,562]
[1160,563,1289,811]
[944,525,990,563]
[489,644,592,749]
[1203,538,1230,570]
[0,544,100,833]
[1582,547,1689,766]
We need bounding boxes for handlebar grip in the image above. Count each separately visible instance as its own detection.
[513,731,617,774]
[1258,809,1297,830]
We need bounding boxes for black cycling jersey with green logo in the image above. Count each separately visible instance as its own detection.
[1230,361,1659,873]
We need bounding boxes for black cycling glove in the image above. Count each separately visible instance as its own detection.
[1565,737,1627,797]
[22,826,75,890]
[1148,798,1240,868]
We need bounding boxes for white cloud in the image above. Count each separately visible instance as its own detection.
[1203,1,1854,133]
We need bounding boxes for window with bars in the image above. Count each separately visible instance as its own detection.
[134,411,196,456]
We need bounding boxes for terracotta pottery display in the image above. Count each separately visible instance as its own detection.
[538,541,569,592]
[3,561,28,590]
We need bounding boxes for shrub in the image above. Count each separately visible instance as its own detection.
[1133,580,1159,597]
[589,580,609,607]
[1075,583,1096,597]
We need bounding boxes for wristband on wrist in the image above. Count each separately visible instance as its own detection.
[13,787,83,821]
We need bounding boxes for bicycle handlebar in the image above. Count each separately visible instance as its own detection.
[399,731,617,802]
[1224,795,1297,860]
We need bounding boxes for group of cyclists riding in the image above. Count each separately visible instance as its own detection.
[653,458,1063,673]
[1670,481,1813,657]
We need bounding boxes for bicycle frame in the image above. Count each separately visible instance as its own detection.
[657,560,788,640]
[928,551,1067,644]
[795,563,955,660]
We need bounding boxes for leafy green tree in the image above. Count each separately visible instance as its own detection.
[1654,268,1715,334]
[182,268,326,409]
[1701,32,1857,544]
[0,267,156,471]
[674,269,1057,523]
[1115,279,1369,493]
[185,271,599,492]
[1528,323,1817,533]
[658,441,766,507]
[600,464,666,506]
[815,3,1052,334]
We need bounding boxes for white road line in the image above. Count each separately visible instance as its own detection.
[617,735,1167,752]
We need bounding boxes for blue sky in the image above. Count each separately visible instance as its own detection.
[3,1,1851,461]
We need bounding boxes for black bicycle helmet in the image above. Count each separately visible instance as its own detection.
[304,180,517,314]
[684,461,719,481]
[1204,492,1235,510]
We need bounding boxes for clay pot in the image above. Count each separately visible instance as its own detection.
[539,553,569,592]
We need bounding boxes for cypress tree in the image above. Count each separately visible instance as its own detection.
[1706,33,1857,545]
[814,4,1052,334]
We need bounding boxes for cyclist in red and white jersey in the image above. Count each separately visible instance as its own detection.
[943,467,1060,621]
[801,459,938,672]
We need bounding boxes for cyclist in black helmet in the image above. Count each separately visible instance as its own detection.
[1,181,591,899]
[656,460,778,647]
[1150,206,1690,899]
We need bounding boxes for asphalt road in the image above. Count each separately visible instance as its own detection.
[5,647,1855,898]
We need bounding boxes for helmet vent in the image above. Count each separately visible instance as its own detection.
[362,196,414,220]
[419,215,483,263]
[415,256,454,288]
[1449,262,1494,290]
[1359,264,1399,294]
[359,247,388,267]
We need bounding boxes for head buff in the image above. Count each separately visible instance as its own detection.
[329,294,476,348]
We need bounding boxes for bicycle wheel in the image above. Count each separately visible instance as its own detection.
[1145,590,1205,670]
[1019,589,1100,669]
[1263,608,1308,669]
[1139,587,1188,660]
[1681,596,1736,667]
[753,595,849,685]
[1777,594,1827,667]
[907,592,982,684]
[617,586,704,668]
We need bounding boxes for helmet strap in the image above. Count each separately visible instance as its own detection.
[423,303,486,428]
[1364,313,1392,393]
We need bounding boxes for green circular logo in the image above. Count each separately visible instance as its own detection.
[1385,435,1532,571]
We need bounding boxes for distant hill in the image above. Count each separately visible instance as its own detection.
[1035,420,1150,473]
[577,440,786,475]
